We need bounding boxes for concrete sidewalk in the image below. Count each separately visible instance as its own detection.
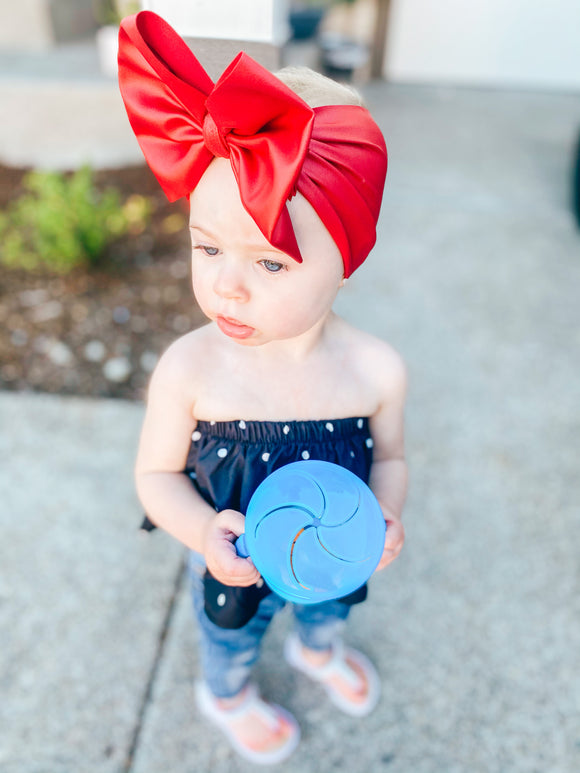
[1,43,580,773]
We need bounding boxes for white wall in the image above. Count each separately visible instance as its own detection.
[141,0,289,44]
[0,0,96,51]
[385,0,580,90]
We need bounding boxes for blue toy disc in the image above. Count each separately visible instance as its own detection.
[239,460,386,604]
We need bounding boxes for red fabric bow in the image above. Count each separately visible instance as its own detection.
[118,11,387,276]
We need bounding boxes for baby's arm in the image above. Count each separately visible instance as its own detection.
[134,339,259,587]
[367,345,408,571]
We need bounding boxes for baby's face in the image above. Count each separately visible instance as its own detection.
[189,158,344,346]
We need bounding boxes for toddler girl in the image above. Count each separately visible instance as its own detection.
[119,11,407,765]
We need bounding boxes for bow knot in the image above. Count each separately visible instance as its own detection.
[202,111,230,159]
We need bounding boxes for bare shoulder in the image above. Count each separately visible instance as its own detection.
[333,317,407,401]
[331,319,407,461]
[147,323,214,404]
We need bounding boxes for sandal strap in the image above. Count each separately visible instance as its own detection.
[213,684,282,731]
[284,633,380,717]
[309,639,365,692]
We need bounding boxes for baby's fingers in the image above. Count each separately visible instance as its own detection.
[206,510,261,586]
[375,520,405,572]
[384,519,405,552]
[208,540,260,586]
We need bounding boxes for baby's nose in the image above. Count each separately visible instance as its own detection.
[213,262,249,301]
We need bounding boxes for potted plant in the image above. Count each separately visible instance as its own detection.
[289,0,332,40]
[289,0,359,41]
[94,0,139,77]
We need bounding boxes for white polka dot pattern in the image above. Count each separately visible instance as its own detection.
[325,422,334,432]
[302,450,310,460]
[192,430,201,441]
[262,452,270,462]
[217,448,228,458]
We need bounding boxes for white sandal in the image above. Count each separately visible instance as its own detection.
[284,633,380,717]
[195,681,300,765]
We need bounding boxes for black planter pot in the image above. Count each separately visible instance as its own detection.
[289,8,326,40]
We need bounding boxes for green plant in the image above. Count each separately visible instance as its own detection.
[0,166,151,274]
[93,0,140,26]
[292,0,356,7]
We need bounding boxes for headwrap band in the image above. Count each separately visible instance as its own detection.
[118,11,387,276]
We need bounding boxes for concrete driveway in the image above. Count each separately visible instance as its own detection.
[1,42,579,773]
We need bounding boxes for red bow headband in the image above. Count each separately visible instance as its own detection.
[118,11,387,277]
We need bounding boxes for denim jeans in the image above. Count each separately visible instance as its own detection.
[188,551,351,698]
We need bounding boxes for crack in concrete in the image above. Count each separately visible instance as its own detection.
[123,552,187,773]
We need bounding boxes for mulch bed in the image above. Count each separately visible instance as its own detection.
[0,163,206,402]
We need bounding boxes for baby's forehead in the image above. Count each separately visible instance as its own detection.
[189,160,280,248]
[190,161,336,250]
[189,159,243,211]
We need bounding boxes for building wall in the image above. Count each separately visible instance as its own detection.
[385,0,580,90]
[0,0,97,51]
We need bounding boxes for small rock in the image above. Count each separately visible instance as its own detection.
[143,287,161,304]
[71,303,89,322]
[95,307,112,325]
[130,315,148,333]
[103,357,132,383]
[33,336,50,353]
[170,260,189,279]
[9,313,25,329]
[46,339,74,367]
[32,300,63,323]
[64,371,81,389]
[113,306,131,324]
[163,286,181,304]
[1,364,18,381]
[11,330,28,347]
[19,288,49,307]
[84,340,106,363]
[172,314,191,333]
[140,351,158,373]
[116,342,131,357]
[27,365,45,385]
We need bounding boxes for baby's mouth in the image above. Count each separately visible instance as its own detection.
[216,315,255,340]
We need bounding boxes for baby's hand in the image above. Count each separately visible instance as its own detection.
[203,509,261,587]
[375,518,405,572]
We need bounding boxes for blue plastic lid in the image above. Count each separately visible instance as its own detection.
[237,460,386,604]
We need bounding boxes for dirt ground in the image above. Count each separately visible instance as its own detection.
[0,163,206,402]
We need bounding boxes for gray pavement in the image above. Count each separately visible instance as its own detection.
[1,40,580,773]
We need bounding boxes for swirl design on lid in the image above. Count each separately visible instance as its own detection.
[244,460,385,603]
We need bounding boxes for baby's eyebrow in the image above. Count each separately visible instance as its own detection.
[189,223,217,239]
[189,224,285,256]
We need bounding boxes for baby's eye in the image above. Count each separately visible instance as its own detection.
[194,244,219,257]
[260,259,286,274]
